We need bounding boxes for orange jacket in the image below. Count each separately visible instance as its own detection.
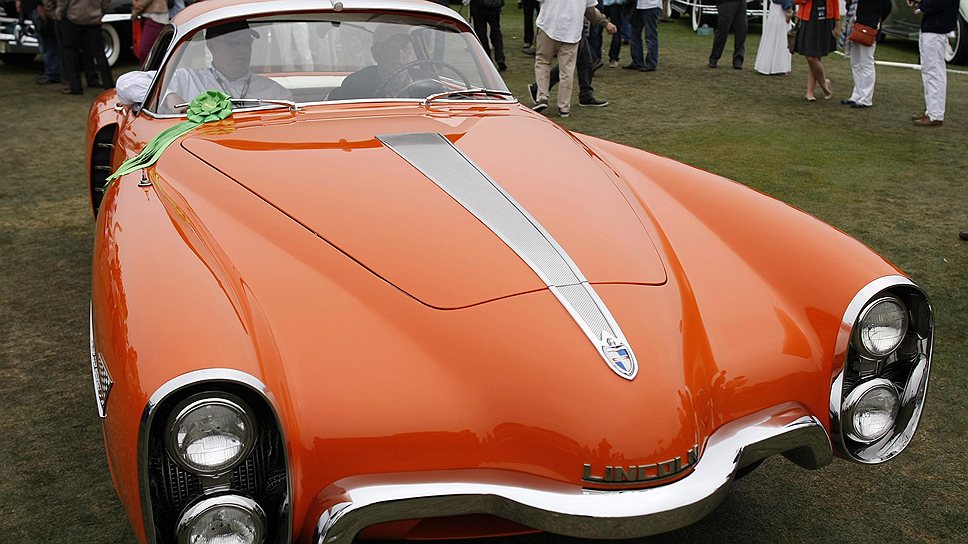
[795,0,840,20]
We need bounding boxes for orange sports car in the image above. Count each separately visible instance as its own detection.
[85,1,934,543]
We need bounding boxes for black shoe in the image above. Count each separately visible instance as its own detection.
[558,108,570,118]
[850,103,872,108]
[591,59,604,72]
[840,99,856,106]
[497,61,507,72]
[959,230,968,241]
[641,66,656,72]
[579,97,609,107]
[622,63,643,70]
[527,82,538,105]
[708,61,718,68]
[733,64,743,70]
[35,75,61,85]
[62,88,83,95]
[532,99,548,112]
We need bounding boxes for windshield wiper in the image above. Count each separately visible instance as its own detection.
[421,88,516,106]
[229,97,301,111]
[173,97,301,112]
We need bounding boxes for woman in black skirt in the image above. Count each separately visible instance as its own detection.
[793,0,840,100]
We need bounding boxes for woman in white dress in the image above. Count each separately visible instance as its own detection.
[754,0,794,74]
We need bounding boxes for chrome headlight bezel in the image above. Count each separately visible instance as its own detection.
[830,276,933,465]
[165,392,258,476]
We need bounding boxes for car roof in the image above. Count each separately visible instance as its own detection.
[171,0,463,28]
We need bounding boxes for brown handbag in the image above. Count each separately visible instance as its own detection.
[849,22,878,47]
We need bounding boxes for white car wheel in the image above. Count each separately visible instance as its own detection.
[101,23,120,67]
[944,15,967,64]
[692,4,703,32]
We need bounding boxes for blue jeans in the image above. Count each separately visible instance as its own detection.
[629,8,660,69]
[31,9,60,79]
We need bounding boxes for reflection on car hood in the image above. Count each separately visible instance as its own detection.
[180,108,667,308]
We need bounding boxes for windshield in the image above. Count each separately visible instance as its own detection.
[145,13,508,114]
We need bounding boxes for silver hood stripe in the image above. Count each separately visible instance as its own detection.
[377,132,638,380]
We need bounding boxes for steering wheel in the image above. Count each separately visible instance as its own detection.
[373,59,472,98]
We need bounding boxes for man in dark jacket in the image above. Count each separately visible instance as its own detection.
[55,0,113,94]
[910,0,958,126]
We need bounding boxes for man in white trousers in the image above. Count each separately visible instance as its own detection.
[910,0,958,126]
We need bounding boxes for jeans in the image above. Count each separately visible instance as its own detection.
[31,9,60,79]
[629,8,660,69]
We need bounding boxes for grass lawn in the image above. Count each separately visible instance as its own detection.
[0,10,965,543]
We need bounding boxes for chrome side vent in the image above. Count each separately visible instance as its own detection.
[89,310,113,418]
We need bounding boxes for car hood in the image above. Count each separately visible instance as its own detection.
[180,107,667,308]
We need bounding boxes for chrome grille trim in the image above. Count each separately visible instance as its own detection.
[378,132,638,380]
[314,402,832,543]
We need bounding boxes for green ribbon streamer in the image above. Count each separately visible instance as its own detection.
[106,90,234,184]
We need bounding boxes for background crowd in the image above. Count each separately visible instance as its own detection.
[9,0,960,123]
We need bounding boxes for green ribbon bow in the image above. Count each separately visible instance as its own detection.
[105,90,233,184]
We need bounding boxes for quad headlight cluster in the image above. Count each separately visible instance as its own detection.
[834,281,933,464]
[164,394,266,544]
[150,389,285,544]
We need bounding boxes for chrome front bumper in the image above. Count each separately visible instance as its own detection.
[314,402,832,543]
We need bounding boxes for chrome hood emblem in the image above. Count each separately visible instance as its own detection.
[600,331,637,379]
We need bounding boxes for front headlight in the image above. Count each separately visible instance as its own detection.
[853,297,908,358]
[166,394,256,475]
[176,494,267,544]
[844,378,900,443]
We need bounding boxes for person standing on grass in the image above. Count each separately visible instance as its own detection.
[527,16,611,108]
[133,0,170,63]
[839,0,892,108]
[910,0,958,126]
[754,0,794,75]
[470,0,507,72]
[792,0,839,101]
[708,0,748,69]
[602,0,627,67]
[55,0,113,94]
[624,0,661,71]
[533,0,615,117]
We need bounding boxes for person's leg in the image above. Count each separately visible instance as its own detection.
[60,21,83,93]
[731,0,747,67]
[607,5,623,63]
[710,1,737,65]
[576,33,595,101]
[488,7,505,68]
[853,42,876,105]
[920,32,947,121]
[471,5,492,59]
[626,9,645,68]
[848,45,863,103]
[138,19,164,63]
[642,8,659,69]
[556,41,579,113]
[85,24,114,88]
[534,29,555,103]
[588,0,604,63]
[522,0,537,47]
[805,56,828,98]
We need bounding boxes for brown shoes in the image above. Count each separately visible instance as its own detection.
[913,116,943,127]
